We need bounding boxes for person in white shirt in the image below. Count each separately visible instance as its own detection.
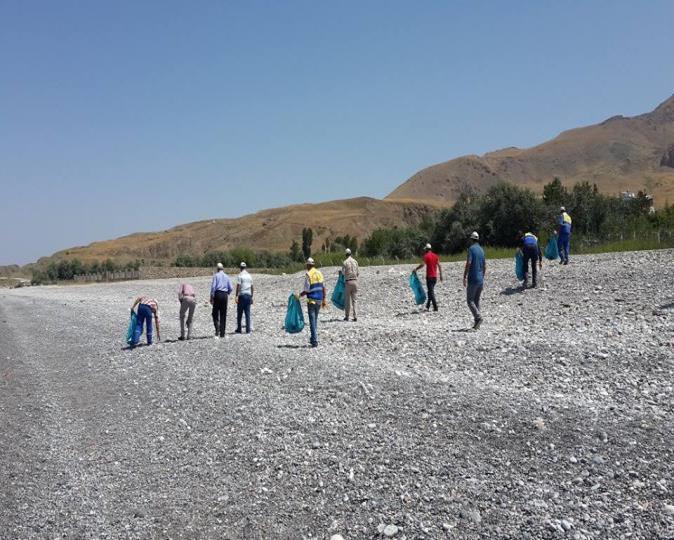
[341,248,359,321]
[235,262,254,333]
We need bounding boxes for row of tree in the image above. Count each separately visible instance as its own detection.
[32,258,142,284]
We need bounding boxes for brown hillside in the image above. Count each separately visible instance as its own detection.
[46,197,437,264]
[388,95,674,206]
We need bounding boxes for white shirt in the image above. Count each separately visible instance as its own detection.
[237,270,253,296]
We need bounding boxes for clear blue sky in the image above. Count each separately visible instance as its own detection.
[1,1,673,265]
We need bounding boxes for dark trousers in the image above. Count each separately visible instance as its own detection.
[523,246,539,286]
[307,303,320,346]
[236,294,252,333]
[426,277,438,310]
[212,291,228,337]
[133,303,153,345]
[558,233,570,263]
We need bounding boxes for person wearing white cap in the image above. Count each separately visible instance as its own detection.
[463,231,486,329]
[235,262,254,334]
[557,206,572,265]
[341,248,359,321]
[299,257,326,347]
[414,243,443,311]
[210,262,233,338]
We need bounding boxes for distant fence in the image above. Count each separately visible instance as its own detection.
[73,270,141,282]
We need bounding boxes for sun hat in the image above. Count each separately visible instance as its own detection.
[470,231,479,240]
[306,257,315,265]
[424,243,432,250]
[345,248,351,255]
[240,262,246,268]
[216,262,224,270]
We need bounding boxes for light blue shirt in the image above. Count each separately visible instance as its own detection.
[210,270,232,297]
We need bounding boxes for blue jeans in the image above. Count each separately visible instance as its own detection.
[558,234,570,263]
[466,283,483,323]
[133,303,153,345]
[236,294,252,333]
[307,303,321,346]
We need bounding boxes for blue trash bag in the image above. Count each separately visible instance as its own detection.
[284,294,305,334]
[126,310,138,345]
[544,236,559,260]
[331,273,346,310]
[515,251,525,281]
[409,272,427,305]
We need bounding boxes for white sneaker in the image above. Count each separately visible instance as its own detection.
[214,335,220,340]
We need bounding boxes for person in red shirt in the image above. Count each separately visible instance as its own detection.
[414,243,443,311]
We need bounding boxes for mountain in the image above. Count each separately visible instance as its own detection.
[387,95,674,205]
[45,197,436,264]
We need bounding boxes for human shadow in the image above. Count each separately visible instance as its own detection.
[500,286,526,296]
[657,302,674,310]
[451,327,476,333]
[276,344,313,349]
[121,335,213,350]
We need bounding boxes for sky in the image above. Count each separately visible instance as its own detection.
[1,1,673,265]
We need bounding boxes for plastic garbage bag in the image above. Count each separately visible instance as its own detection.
[284,294,305,334]
[515,251,525,281]
[331,272,345,310]
[544,236,559,260]
[126,310,138,345]
[409,271,427,305]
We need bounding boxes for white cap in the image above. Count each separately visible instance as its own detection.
[216,262,224,270]
[306,257,315,265]
[240,262,246,268]
[425,243,432,250]
[470,231,479,240]
[345,248,351,255]
[560,206,566,212]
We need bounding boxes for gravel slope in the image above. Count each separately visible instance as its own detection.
[1,250,673,539]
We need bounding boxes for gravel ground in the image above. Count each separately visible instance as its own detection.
[1,250,673,540]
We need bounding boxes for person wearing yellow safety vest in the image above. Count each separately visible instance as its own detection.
[557,206,572,265]
[519,231,542,288]
[299,257,326,348]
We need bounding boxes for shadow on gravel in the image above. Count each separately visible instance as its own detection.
[121,335,213,350]
[452,327,476,333]
[276,344,313,349]
[500,286,526,296]
[658,302,674,310]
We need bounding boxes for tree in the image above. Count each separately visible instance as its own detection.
[301,228,313,259]
[478,183,544,246]
[543,177,569,208]
[289,240,302,262]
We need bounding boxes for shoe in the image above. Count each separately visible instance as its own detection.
[563,260,569,265]
[235,329,242,334]
[311,343,318,348]
[178,336,185,341]
[473,318,482,330]
[531,283,537,288]
[433,307,438,312]
[353,318,357,322]
[214,335,220,340]
[343,317,348,321]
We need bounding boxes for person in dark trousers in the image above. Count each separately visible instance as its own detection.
[130,296,161,346]
[210,262,232,338]
[519,231,543,288]
[557,206,573,265]
[463,231,486,330]
[235,262,254,334]
[414,243,443,311]
[299,257,326,348]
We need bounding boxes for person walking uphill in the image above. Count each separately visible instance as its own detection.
[235,262,254,334]
[130,296,161,346]
[557,206,572,265]
[414,243,443,311]
[342,248,359,322]
[299,257,326,348]
[520,231,543,288]
[463,232,486,330]
[177,282,196,340]
[210,263,233,338]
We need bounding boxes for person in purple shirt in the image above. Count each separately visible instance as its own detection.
[210,263,233,338]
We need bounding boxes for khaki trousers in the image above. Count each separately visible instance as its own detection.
[345,280,358,320]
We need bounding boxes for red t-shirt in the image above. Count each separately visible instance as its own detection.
[423,251,440,279]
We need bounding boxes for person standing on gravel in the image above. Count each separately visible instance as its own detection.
[130,296,161,346]
[341,248,359,322]
[519,231,543,288]
[210,262,233,338]
[414,243,443,311]
[235,262,254,334]
[557,206,572,265]
[299,257,326,348]
[463,231,486,330]
[177,282,196,341]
